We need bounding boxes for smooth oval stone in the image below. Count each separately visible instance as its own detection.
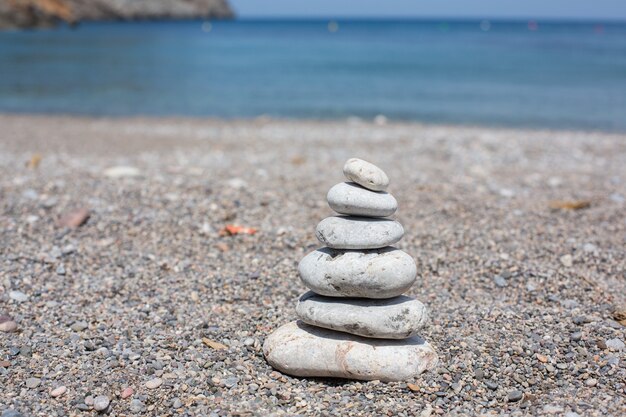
[315,216,404,249]
[264,321,438,381]
[327,182,397,217]
[343,158,390,191]
[298,247,416,298]
[296,292,428,339]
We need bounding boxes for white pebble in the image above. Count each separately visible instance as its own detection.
[606,338,625,351]
[145,378,163,389]
[103,166,141,178]
[9,291,28,302]
[560,254,573,267]
[50,386,67,398]
[93,395,110,412]
[343,158,389,191]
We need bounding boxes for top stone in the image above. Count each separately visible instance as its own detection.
[343,158,390,192]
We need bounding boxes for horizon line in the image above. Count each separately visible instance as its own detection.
[230,16,626,23]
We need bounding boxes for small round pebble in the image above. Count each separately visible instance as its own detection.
[93,395,110,412]
[145,378,163,389]
[508,390,523,402]
[0,320,18,333]
[606,338,625,350]
[50,386,67,398]
[129,399,144,413]
[343,158,390,191]
[25,377,41,388]
[70,321,88,332]
[570,331,582,342]
[560,254,573,267]
[9,291,28,302]
[493,275,507,287]
[485,380,499,390]
[121,387,134,399]
[223,376,239,387]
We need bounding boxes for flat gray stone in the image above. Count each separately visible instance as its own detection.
[264,321,438,381]
[25,377,41,388]
[315,216,404,249]
[9,291,28,303]
[1,410,24,417]
[296,292,428,339]
[298,247,416,298]
[343,158,389,191]
[606,338,625,350]
[327,182,397,217]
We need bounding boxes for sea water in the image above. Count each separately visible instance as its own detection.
[0,19,625,131]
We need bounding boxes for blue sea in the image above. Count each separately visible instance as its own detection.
[1,19,625,131]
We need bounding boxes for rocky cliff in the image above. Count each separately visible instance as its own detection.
[0,0,234,29]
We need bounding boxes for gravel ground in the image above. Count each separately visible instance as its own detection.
[1,114,625,416]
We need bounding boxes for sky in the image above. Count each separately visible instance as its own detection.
[230,0,626,20]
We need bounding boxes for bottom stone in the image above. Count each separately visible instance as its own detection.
[263,321,438,382]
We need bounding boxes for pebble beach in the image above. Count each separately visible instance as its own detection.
[1,114,625,416]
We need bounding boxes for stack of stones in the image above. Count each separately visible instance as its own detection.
[264,158,438,382]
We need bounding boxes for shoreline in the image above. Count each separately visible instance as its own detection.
[2,112,626,143]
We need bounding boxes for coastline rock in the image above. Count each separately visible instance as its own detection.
[327,182,397,217]
[298,247,416,298]
[316,216,403,249]
[0,0,234,30]
[263,321,438,381]
[343,158,389,191]
[296,293,428,339]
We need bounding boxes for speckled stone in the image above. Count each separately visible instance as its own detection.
[296,292,428,339]
[315,216,404,249]
[327,182,397,217]
[263,321,438,382]
[343,158,390,191]
[298,247,416,298]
